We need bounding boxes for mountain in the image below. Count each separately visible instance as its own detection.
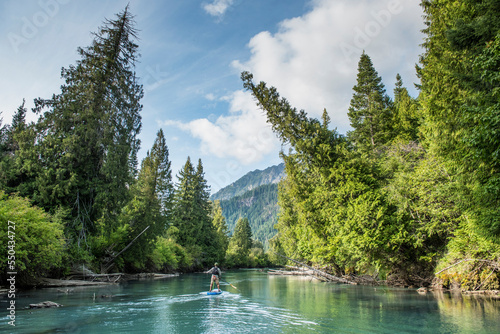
[211,163,285,201]
[211,163,285,247]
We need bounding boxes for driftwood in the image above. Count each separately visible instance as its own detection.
[435,258,500,292]
[37,278,115,287]
[272,253,357,284]
[29,301,63,309]
[435,258,500,275]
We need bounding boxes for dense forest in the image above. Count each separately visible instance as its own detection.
[1,1,499,290]
[0,8,268,286]
[242,0,500,289]
[218,183,279,247]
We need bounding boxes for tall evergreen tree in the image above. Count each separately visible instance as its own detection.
[0,101,28,193]
[171,157,215,267]
[20,6,143,249]
[172,157,197,247]
[117,129,173,270]
[232,217,252,253]
[211,200,230,261]
[347,52,392,152]
[391,74,419,142]
[226,217,253,267]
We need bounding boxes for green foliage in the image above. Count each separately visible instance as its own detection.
[391,75,420,143]
[347,52,392,152]
[382,143,462,277]
[248,241,270,268]
[225,217,253,267]
[240,1,500,287]
[171,157,218,268]
[211,200,230,260]
[436,219,500,291]
[0,101,28,194]
[117,129,173,271]
[219,183,279,247]
[420,0,500,239]
[14,7,143,252]
[0,192,65,285]
[148,236,179,271]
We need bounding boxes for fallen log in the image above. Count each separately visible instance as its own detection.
[268,269,316,276]
[273,253,356,284]
[29,301,63,309]
[37,278,115,288]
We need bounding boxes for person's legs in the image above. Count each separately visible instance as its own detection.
[210,275,214,291]
[216,276,220,291]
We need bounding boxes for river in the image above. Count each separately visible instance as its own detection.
[3,269,500,333]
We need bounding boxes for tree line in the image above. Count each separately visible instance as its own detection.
[0,7,266,286]
[1,1,498,290]
[243,0,500,289]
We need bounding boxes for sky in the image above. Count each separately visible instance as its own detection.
[0,0,425,194]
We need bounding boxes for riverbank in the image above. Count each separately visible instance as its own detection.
[266,267,500,298]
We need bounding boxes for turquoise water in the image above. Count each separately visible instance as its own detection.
[2,270,500,333]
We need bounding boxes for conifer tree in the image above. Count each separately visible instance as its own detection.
[172,157,197,247]
[0,101,28,194]
[211,200,230,260]
[347,52,392,152]
[118,129,173,270]
[226,217,253,267]
[420,0,500,238]
[20,6,143,248]
[171,157,216,266]
[391,74,419,142]
[232,217,252,253]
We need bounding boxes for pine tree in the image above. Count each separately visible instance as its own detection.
[0,101,28,193]
[226,217,253,267]
[391,74,419,142]
[211,200,230,260]
[347,52,392,152]
[117,129,173,270]
[171,157,197,247]
[141,129,173,218]
[232,217,252,253]
[171,157,216,267]
[21,6,143,248]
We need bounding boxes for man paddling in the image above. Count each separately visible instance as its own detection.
[206,263,221,292]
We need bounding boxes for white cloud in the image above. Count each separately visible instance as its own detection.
[233,0,425,133]
[163,90,279,165]
[168,0,425,165]
[202,0,234,18]
[205,93,216,101]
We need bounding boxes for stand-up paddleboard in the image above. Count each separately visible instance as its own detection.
[207,290,222,295]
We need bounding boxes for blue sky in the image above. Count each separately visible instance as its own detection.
[0,0,425,193]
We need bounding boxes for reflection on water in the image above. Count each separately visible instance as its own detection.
[1,270,499,333]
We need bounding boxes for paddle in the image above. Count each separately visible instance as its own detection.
[221,280,238,291]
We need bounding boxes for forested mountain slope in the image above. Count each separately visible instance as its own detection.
[211,164,285,247]
[219,183,279,246]
[211,163,284,201]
